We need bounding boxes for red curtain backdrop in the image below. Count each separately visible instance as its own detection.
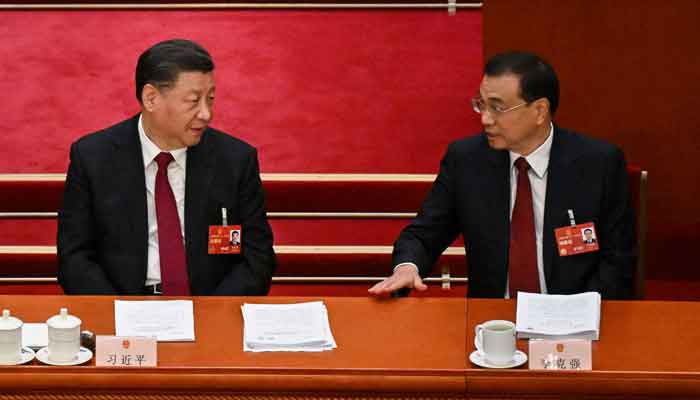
[483,0,700,281]
[0,8,482,249]
[0,9,482,174]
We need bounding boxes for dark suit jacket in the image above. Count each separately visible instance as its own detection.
[57,115,276,295]
[393,126,637,299]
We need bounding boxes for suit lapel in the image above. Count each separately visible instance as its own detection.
[109,115,148,279]
[184,131,216,272]
[484,140,511,282]
[542,126,581,285]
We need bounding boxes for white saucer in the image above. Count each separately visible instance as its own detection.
[36,346,93,366]
[0,347,36,365]
[469,350,527,369]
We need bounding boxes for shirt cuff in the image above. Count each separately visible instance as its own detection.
[393,262,419,275]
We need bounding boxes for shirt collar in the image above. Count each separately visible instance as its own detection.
[509,122,554,179]
[138,114,187,169]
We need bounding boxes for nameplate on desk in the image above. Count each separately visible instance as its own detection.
[528,339,592,370]
[96,336,157,367]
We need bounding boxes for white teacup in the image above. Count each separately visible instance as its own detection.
[0,310,23,364]
[474,319,516,366]
[46,308,81,363]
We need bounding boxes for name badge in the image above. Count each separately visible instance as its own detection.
[96,336,157,367]
[208,225,242,254]
[554,222,599,256]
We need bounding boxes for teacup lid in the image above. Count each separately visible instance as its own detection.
[0,309,23,330]
[46,308,81,329]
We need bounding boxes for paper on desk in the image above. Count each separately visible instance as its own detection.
[22,323,48,349]
[515,291,601,340]
[241,301,337,352]
[114,300,195,342]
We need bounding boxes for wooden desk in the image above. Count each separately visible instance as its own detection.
[1,296,699,399]
[466,299,700,399]
[0,296,467,399]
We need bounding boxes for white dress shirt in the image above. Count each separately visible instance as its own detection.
[138,115,187,286]
[395,123,554,299]
[505,123,554,297]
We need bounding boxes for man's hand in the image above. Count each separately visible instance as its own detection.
[368,264,427,295]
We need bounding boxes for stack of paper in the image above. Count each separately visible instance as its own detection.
[515,292,601,340]
[114,300,195,342]
[241,301,337,352]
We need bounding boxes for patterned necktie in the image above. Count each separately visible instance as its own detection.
[154,152,190,296]
[508,157,540,297]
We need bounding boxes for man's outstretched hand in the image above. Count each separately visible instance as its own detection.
[368,264,427,295]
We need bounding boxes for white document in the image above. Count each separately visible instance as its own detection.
[114,300,195,342]
[22,323,48,349]
[241,301,337,352]
[515,292,601,340]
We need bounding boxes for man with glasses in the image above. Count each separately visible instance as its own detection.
[369,51,636,299]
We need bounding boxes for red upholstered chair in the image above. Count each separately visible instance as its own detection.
[0,174,466,296]
[262,174,466,296]
[626,167,649,299]
[0,169,646,298]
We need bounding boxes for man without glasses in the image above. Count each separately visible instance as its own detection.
[58,39,276,296]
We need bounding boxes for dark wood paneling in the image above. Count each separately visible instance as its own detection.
[483,0,700,279]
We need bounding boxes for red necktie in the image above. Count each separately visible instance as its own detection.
[154,152,190,296]
[508,157,540,297]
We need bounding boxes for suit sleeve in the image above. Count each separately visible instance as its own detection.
[392,144,461,277]
[57,142,118,294]
[213,149,276,295]
[586,147,638,299]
